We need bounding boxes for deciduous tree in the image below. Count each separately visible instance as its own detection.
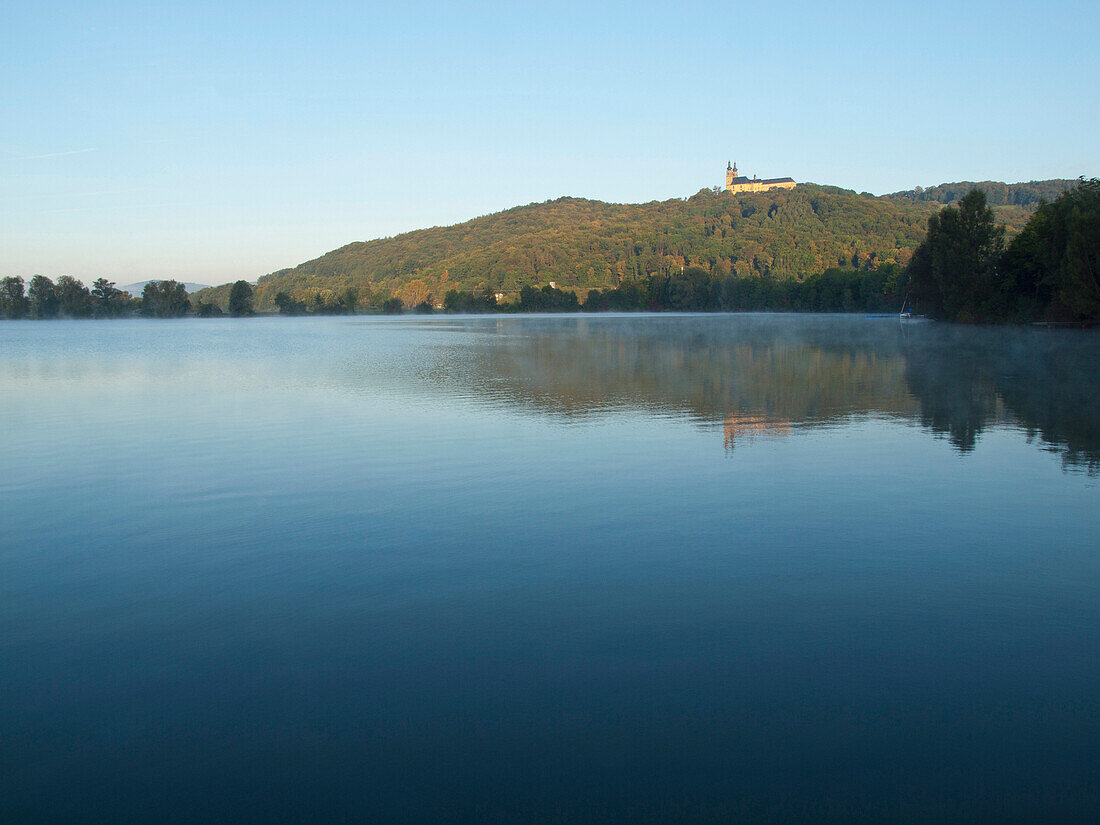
[55,276,92,317]
[91,278,130,318]
[907,189,1005,321]
[228,280,254,317]
[142,280,191,317]
[29,276,60,318]
[0,276,30,319]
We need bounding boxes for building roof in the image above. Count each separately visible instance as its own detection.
[727,176,795,185]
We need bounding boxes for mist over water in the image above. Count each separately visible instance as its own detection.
[2,315,1098,824]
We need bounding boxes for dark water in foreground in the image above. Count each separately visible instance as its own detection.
[2,314,1098,824]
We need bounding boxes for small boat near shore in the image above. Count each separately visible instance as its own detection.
[898,298,929,322]
[864,311,929,321]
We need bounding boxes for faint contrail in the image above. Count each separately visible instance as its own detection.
[11,148,98,160]
[20,187,144,201]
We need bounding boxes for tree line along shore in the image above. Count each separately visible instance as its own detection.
[3,179,1096,324]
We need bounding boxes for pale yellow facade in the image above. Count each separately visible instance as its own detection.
[724,161,796,194]
[725,178,797,194]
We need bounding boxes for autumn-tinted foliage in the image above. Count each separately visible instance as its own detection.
[196,184,957,311]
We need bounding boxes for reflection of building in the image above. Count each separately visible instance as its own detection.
[724,161,796,194]
[723,413,792,451]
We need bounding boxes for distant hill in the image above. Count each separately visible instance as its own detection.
[195,181,1065,311]
[123,280,210,295]
[884,179,1078,206]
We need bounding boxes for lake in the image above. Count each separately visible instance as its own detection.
[2,314,1098,824]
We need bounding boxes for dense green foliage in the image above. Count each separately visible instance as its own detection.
[0,276,222,320]
[55,276,94,317]
[28,275,60,318]
[273,291,305,315]
[582,265,907,313]
[907,180,1100,323]
[195,299,224,317]
[433,266,908,314]
[1,277,30,319]
[1,275,141,319]
[999,179,1100,321]
[907,190,1006,322]
[91,278,132,318]
[887,179,1077,206]
[519,285,581,312]
[272,287,358,315]
[228,280,254,317]
[142,280,191,318]
[442,289,499,313]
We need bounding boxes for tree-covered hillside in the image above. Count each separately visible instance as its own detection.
[195,183,1049,311]
[886,179,1077,207]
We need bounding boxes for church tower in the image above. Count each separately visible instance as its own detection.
[725,160,740,191]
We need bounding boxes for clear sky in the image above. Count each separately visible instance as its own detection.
[3,0,1097,286]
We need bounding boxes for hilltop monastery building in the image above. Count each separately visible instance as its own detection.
[724,161,796,194]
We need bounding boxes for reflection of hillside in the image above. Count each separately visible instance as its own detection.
[464,317,918,427]
[435,316,1100,472]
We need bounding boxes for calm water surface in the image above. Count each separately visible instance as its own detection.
[2,314,1098,824]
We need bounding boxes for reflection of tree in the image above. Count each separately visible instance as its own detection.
[982,340,1100,474]
[900,325,1100,472]
[900,337,1003,452]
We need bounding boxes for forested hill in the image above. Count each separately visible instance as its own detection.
[885,179,1077,206]
[197,183,1038,311]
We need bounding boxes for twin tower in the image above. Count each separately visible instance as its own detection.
[724,160,796,194]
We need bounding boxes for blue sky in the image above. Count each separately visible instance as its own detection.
[2,0,1096,286]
